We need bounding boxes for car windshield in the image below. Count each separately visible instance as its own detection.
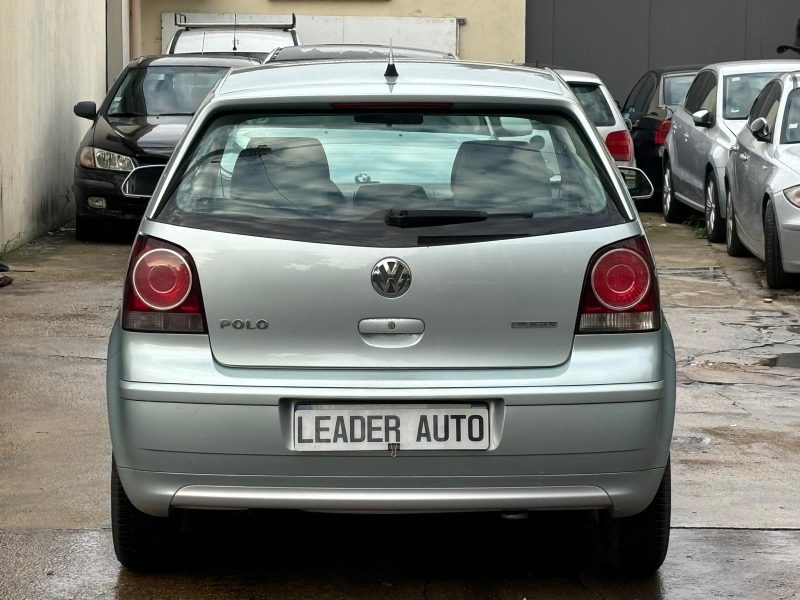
[783,89,800,144]
[567,83,615,127]
[663,74,695,107]
[106,66,229,117]
[156,111,625,247]
[173,30,292,53]
[723,72,779,120]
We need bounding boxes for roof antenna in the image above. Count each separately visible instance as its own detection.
[232,14,238,51]
[384,39,399,78]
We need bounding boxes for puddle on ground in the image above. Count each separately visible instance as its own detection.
[760,353,800,369]
[658,266,728,282]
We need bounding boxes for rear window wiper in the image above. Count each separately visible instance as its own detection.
[385,208,533,228]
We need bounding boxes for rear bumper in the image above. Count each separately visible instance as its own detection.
[119,467,665,516]
[108,323,676,519]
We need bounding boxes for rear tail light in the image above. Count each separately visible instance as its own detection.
[577,236,660,334]
[122,236,206,333]
[605,130,634,162]
[654,118,672,145]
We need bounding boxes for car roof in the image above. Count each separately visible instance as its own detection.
[776,70,800,89]
[648,64,704,76]
[703,59,800,76]
[267,44,455,62]
[553,69,604,85]
[215,60,568,101]
[131,54,262,69]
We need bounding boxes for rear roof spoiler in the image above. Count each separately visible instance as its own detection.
[174,12,296,31]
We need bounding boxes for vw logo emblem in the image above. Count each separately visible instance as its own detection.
[371,258,412,298]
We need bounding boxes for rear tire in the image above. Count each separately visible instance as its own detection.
[764,199,791,289]
[662,161,687,223]
[111,456,177,571]
[726,187,748,257]
[705,174,724,243]
[598,460,671,576]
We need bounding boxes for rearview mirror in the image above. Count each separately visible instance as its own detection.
[121,165,166,199]
[692,109,712,127]
[619,167,654,200]
[73,101,97,120]
[748,116,770,140]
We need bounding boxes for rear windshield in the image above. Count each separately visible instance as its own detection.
[783,89,800,144]
[107,66,229,117]
[156,111,626,247]
[663,74,695,107]
[568,83,616,127]
[723,72,779,120]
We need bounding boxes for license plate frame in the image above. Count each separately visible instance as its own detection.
[292,403,490,452]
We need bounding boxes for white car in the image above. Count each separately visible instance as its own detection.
[556,70,636,168]
[726,71,800,288]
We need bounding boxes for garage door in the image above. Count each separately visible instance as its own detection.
[161,13,461,56]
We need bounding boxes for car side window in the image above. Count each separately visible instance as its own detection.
[635,75,657,114]
[683,72,708,113]
[761,83,783,141]
[623,76,648,115]
[698,74,718,116]
[747,83,773,125]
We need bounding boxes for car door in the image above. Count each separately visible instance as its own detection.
[671,71,708,201]
[739,82,783,245]
[683,72,718,207]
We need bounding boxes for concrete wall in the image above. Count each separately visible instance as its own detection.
[526,0,800,101]
[0,1,106,253]
[135,0,526,63]
[107,0,131,89]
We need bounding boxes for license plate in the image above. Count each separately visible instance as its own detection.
[293,403,490,451]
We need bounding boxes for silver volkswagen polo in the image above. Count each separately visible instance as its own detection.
[107,59,675,574]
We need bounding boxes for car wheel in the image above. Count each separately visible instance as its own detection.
[598,459,671,576]
[662,161,686,223]
[705,174,724,243]
[111,456,177,571]
[764,199,792,289]
[726,187,748,257]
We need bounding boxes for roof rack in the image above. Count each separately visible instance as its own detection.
[174,13,296,31]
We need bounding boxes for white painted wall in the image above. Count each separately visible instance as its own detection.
[0,0,106,253]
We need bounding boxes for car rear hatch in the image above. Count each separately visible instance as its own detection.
[147,224,636,369]
[149,108,637,369]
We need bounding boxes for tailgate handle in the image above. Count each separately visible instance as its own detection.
[358,318,425,335]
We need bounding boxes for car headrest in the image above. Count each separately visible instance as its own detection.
[450,141,551,207]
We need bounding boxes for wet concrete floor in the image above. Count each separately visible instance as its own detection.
[1,214,799,598]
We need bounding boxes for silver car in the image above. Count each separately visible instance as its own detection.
[662,60,800,241]
[107,59,675,574]
[555,69,637,168]
[726,71,800,288]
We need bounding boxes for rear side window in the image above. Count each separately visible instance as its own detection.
[568,83,616,127]
[662,74,696,107]
[156,111,627,247]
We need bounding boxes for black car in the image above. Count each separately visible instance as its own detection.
[622,65,702,208]
[72,54,259,240]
